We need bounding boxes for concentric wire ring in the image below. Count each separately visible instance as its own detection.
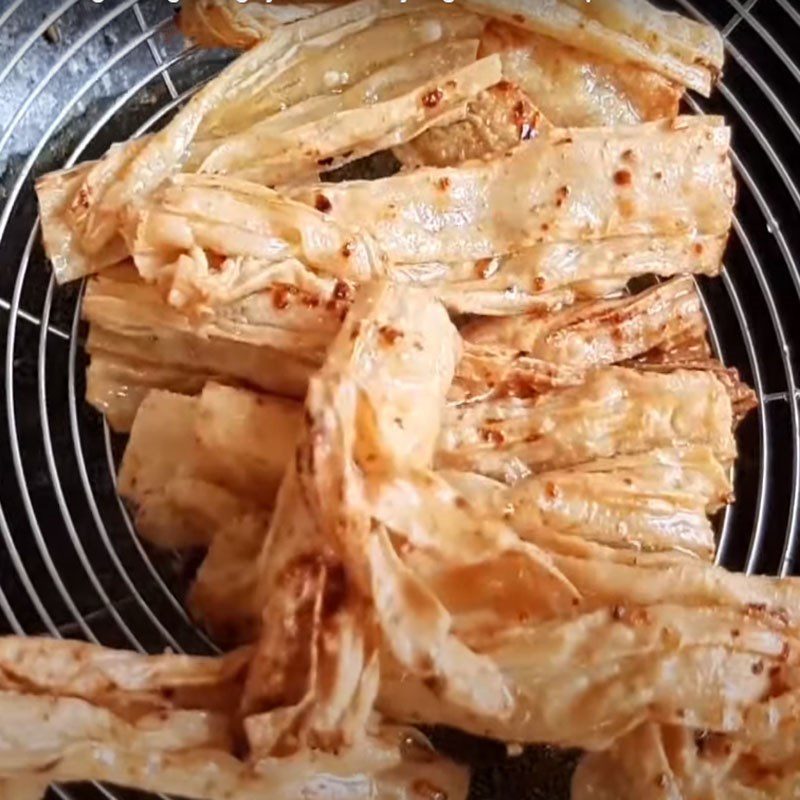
[0,2,798,798]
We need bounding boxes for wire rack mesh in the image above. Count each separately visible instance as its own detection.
[0,1,798,798]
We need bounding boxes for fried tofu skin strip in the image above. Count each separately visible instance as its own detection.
[443,445,731,560]
[463,0,723,95]
[244,283,581,758]
[178,1,337,50]
[290,118,733,267]
[242,284,506,757]
[0,688,468,800]
[572,720,800,800]
[479,20,683,126]
[122,118,732,311]
[37,3,488,282]
[379,601,800,750]
[462,277,707,369]
[438,367,737,482]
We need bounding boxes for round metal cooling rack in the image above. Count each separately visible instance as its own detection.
[0,1,798,798]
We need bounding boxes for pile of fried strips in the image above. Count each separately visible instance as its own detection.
[7,1,797,798]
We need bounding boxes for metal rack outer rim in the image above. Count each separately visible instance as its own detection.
[4,4,201,652]
[679,0,800,577]
[0,1,798,798]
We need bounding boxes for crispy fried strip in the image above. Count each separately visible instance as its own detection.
[244,284,485,759]
[178,1,337,50]
[0,639,249,719]
[442,445,731,559]
[478,20,683,126]
[462,277,707,369]
[198,52,503,185]
[379,603,800,751]
[462,0,723,95]
[291,118,734,267]
[572,721,800,800]
[189,513,270,645]
[0,692,469,800]
[438,367,737,482]
[38,3,484,282]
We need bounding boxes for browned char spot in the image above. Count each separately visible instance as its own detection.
[378,325,404,346]
[315,194,332,213]
[421,88,444,109]
[614,169,633,187]
[333,280,353,301]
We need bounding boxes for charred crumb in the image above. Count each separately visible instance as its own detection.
[272,283,298,310]
[378,325,404,346]
[475,258,496,279]
[614,169,633,187]
[695,731,733,759]
[480,428,505,446]
[317,156,335,167]
[314,193,332,213]
[333,281,353,301]
[437,177,452,191]
[555,186,570,207]
[422,88,444,109]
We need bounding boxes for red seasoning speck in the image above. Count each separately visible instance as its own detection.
[421,88,444,108]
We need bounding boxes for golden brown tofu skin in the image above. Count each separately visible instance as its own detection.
[480,20,682,126]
